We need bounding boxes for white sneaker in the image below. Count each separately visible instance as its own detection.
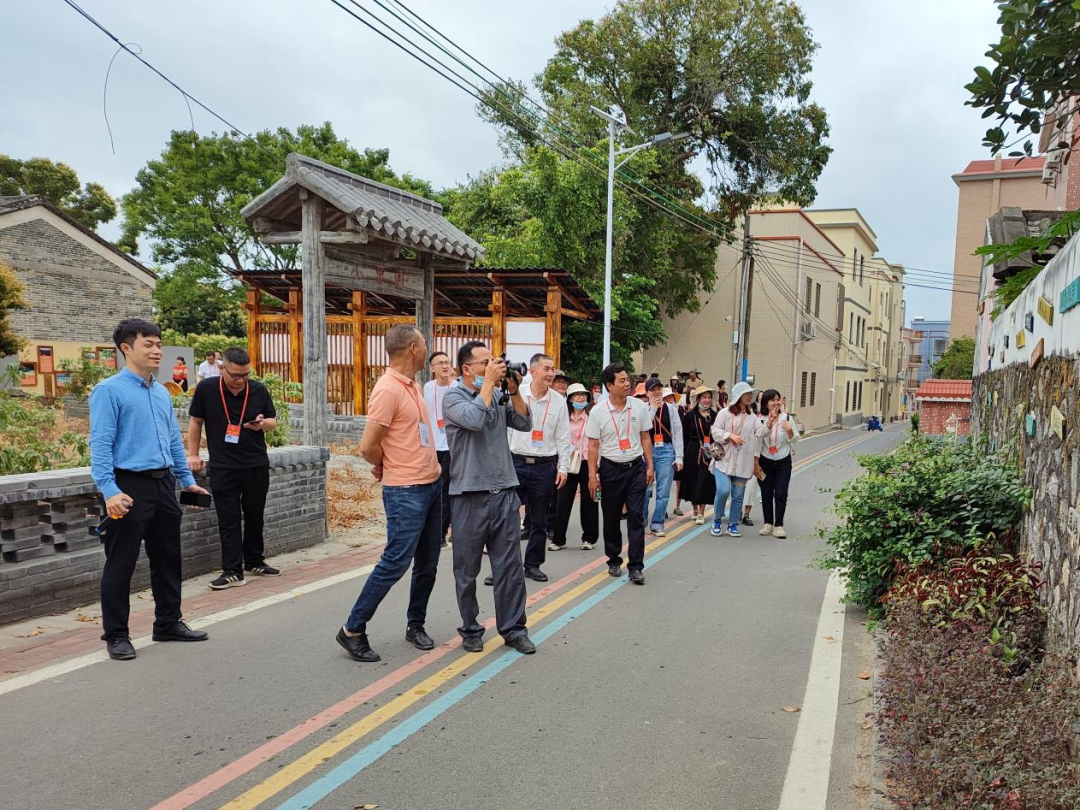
[760,524,774,536]
[694,515,705,525]
[581,541,594,550]
[773,526,787,539]
[547,542,561,551]
[653,528,667,537]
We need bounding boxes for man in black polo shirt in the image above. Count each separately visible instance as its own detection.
[186,347,280,589]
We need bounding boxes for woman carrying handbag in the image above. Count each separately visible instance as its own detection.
[550,384,600,550]
[709,381,768,537]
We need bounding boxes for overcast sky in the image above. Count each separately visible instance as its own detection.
[2,0,1005,323]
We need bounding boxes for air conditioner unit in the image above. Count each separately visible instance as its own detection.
[1047,147,1065,169]
[800,320,817,340]
[1042,163,1059,187]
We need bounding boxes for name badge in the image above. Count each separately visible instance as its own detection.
[654,433,665,446]
[531,429,545,447]
[618,438,632,453]
[225,424,241,445]
[419,423,431,448]
[769,445,779,454]
[703,437,711,446]
[437,418,446,432]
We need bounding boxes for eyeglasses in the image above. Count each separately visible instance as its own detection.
[223,368,251,380]
[465,359,491,369]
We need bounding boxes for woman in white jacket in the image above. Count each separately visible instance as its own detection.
[756,389,799,538]
[709,381,768,537]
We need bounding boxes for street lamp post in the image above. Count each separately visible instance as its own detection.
[591,105,688,368]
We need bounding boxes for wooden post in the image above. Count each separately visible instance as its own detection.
[246,288,261,372]
[416,253,435,384]
[545,284,562,368]
[301,191,327,447]
[351,290,366,414]
[491,288,506,357]
[288,289,302,385]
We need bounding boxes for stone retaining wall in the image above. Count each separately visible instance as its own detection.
[971,354,1080,651]
[0,446,329,626]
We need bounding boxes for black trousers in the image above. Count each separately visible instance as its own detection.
[760,455,793,527]
[101,470,183,641]
[599,456,646,571]
[514,455,557,569]
[436,450,452,539]
[208,464,269,575]
[552,469,599,546]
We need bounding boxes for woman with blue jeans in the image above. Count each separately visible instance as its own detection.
[709,381,767,537]
[643,378,684,535]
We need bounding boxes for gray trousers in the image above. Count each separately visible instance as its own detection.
[451,489,528,641]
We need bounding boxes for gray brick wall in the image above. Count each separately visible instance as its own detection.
[0,446,329,626]
[0,218,153,343]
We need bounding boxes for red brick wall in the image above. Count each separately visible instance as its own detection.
[918,401,972,436]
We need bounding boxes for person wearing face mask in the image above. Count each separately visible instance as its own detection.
[336,325,443,663]
[680,386,718,525]
[757,388,799,538]
[442,341,537,655]
[550,384,599,551]
[710,381,769,537]
[643,378,683,536]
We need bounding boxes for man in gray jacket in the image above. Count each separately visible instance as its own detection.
[443,341,536,655]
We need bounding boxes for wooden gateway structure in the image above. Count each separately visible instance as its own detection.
[238,154,599,445]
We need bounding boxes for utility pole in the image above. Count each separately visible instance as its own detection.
[733,211,754,383]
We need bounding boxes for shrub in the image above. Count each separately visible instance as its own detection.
[0,374,90,474]
[910,411,919,434]
[878,600,1080,809]
[58,348,117,401]
[254,372,300,448]
[819,436,1029,613]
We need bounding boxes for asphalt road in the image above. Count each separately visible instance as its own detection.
[0,423,904,810]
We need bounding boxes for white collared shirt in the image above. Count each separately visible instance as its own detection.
[507,385,572,473]
[585,396,651,460]
[423,378,457,453]
[758,413,799,461]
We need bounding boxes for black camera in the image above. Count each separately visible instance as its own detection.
[499,354,528,393]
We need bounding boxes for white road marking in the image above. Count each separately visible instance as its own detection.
[777,570,847,810]
[0,564,375,698]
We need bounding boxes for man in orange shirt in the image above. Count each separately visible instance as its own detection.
[336,324,443,663]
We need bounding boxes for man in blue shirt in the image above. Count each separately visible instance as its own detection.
[89,319,211,661]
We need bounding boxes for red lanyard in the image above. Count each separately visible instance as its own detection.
[607,401,631,442]
[652,405,671,437]
[219,377,249,426]
[527,393,552,431]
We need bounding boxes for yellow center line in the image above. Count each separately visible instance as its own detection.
[221,519,699,810]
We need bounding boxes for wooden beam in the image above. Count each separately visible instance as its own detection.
[561,307,592,321]
[301,194,327,447]
[246,288,260,372]
[543,272,591,316]
[251,216,295,234]
[288,289,302,386]
[545,285,562,368]
[416,253,435,385]
[258,230,371,246]
[351,290,366,414]
[323,246,425,298]
[435,288,466,313]
[491,288,506,358]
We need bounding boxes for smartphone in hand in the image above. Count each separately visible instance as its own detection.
[180,491,213,508]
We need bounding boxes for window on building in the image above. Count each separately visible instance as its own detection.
[814,283,821,318]
[858,382,864,410]
[845,381,851,412]
[852,248,858,280]
[859,255,865,286]
[933,338,948,356]
[849,313,854,342]
[804,277,812,314]
[810,372,817,406]
[800,371,808,407]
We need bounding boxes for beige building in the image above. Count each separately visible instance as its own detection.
[949,155,1052,338]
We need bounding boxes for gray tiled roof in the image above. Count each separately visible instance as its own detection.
[241,153,484,262]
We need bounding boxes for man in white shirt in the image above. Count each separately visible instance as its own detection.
[643,377,684,536]
[508,353,571,582]
[423,351,457,547]
[196,351,221,383]
[586,363,654,585]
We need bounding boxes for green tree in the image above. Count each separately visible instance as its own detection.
[153,263,245,337]
[0,262,28,357]
[0,155,117,230]
[932,337,976,380]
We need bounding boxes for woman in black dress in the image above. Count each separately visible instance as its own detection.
[681,386,718,525]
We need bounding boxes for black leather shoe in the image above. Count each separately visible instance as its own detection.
[524,567,549,582]
[107,637,136,660]
[152,621,208,642]
[462,635,484,653]
[742,515,754,526]
[629,569,645,585]
[406,625,434,650]
[607,563,621,577]
[505,634,536,654]
[336,627,381,662]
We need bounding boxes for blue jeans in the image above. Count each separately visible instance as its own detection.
[345,481,441,632]
[712,470,748,527]
[644,443,676,530]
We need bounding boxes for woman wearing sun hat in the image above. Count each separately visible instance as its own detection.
[709,381,768,537]
[680,385,718,525]
[550,383,599,550]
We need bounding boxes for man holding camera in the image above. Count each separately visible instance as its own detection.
[89,319,211,661]
[509,353,571,582]
[442,342,536,655]
[186,347,279,590]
